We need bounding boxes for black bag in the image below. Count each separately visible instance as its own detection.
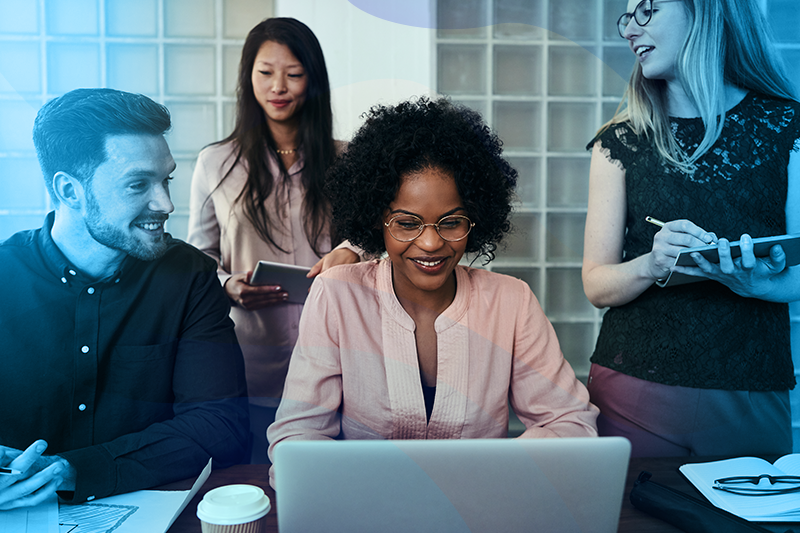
[629,471,797,533]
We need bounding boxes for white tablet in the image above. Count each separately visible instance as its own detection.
[249,260,313,304]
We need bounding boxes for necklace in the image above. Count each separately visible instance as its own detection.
[276,148,296,155]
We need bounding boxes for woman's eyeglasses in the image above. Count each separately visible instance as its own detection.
[617,0,681,38]
[713,474,800,496]
[384,214,474,243]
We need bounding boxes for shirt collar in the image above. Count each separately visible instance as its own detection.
[38,211,126,286]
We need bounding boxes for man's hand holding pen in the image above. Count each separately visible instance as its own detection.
[0,439,77,510]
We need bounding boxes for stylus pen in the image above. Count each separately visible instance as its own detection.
[0,467,22,475]
[646,216,715,245]
[645,216,665,227]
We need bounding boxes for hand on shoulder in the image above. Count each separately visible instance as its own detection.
[308,247,360,278]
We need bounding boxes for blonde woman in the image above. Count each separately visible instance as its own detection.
[583,0,800,457]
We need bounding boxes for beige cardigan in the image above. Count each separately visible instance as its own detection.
[187,141,343,404]
[268,259,598,461]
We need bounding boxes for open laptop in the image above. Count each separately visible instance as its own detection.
[273,437,631,533]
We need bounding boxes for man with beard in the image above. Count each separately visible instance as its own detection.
[0,88,249,509]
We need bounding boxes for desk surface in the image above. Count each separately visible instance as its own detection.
[162,456,794,533]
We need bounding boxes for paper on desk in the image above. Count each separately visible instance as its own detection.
[58,457,212,533]
[0,458,211,533]
[0,494,59,533]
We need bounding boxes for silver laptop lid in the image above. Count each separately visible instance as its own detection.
[274,437,631,533]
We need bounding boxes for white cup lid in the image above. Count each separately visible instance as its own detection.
[196,484,271,525]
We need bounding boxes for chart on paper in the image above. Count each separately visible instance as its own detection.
[59,503,138,533]
[0,459,210,533]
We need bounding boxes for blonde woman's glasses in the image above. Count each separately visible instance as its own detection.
[384,214,474,243]
[617,0,682,38]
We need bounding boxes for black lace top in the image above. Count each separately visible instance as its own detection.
[588,92,800,391]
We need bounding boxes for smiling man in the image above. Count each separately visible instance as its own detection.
[0,88,249,509]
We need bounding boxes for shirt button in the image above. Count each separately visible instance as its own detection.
[69,270,76,276]
[87,287,95,294]
[87,495,95,501]
[78,404,86,411]
[81,346,89,353]
[115,279,121,284]
[61,277,67,284]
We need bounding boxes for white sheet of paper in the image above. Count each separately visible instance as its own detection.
[0,494,59,533]
[58,458,212,533]
[0,459,211,533]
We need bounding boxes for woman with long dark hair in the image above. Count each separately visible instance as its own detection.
[188,17,357,463]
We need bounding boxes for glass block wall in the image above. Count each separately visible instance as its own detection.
[0,0,274,241]
[434,0,800,398]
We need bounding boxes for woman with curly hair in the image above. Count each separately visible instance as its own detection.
[267,97,598,472]
[187,18,358,463]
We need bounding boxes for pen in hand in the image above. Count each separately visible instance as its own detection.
[0,467,22,475]
[645,216,715,245]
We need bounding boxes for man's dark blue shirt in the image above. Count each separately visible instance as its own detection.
[0,213,249,502]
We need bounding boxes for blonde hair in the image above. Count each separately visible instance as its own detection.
[603,0,797,173]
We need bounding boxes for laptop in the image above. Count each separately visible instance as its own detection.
[273,437,631,533]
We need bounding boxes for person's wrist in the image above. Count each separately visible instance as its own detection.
[223,277,239,305]
[54,456,76,492]
[646,254,668,283]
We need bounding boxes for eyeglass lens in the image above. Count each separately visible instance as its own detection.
[713,474,800,495]
[617,0,652,38]
[716,474,800,485]
[387,215,472,242]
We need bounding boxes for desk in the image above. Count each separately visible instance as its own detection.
[163,457,795,533]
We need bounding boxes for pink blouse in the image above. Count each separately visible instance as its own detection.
[268,259,598,462]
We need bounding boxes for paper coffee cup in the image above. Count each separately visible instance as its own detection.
[197,484,271,533]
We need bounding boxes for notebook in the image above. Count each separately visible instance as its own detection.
[679,454,800,521]
[273,437,631,533]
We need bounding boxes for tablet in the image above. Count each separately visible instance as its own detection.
[657,233,800,287]
[249,260,313,304]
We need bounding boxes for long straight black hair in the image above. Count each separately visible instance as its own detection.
[217,17,335,255]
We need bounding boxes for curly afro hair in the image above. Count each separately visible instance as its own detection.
[326,97,517,262]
